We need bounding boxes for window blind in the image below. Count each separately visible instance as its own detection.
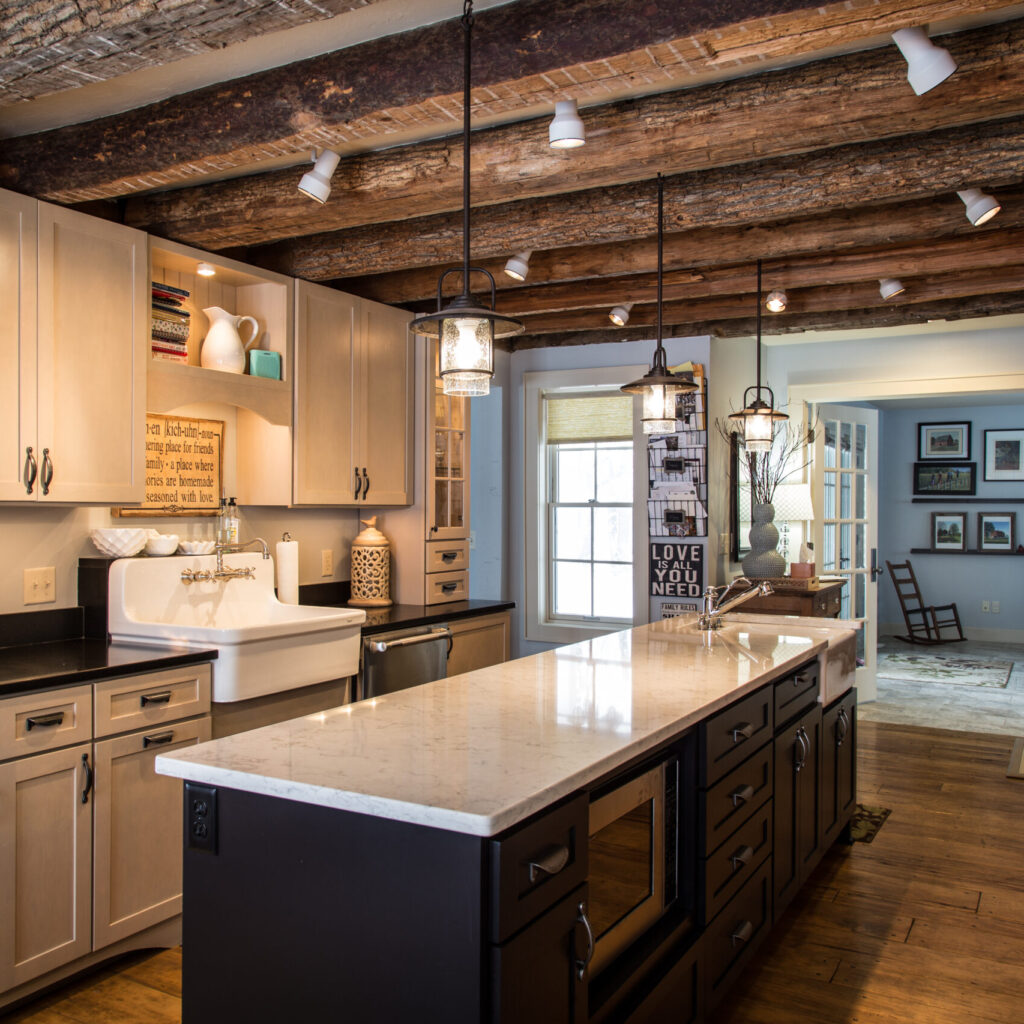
[544,393,633,444]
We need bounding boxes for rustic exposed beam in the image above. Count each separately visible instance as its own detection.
[122,18,1024,250]
[253,118,1024,281]
[3,0,1017,203]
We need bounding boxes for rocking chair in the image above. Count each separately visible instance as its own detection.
[886,559,966,644]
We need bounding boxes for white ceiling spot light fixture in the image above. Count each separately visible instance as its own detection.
[504,251,532,282]
[298,149,340,204]
[957,188,1001,226]
[621,175,696,435]
[879,278,906,300]
[891,27,957,95]
[729,259,788,452]
[765,289,787,313]
[409,1,523,397]
[549,100,586,149]
[196,261,216,278]
[609,302,634,327]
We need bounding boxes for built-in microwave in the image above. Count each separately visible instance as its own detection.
[586,746,688,979]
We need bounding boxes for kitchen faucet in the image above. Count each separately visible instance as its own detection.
[697,577,773,630]
[180,537,270,585]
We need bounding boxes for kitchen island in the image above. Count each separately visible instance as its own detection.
[157,614,857,1023]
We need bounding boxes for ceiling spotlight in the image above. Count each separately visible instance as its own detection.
[957,188,1001,226]
[765,289,788,313]
[298,149,340,204]
[609,303,634,327]
[196,261,216,278]
[891,27,957,95]
[879,278,906,300]
[503,251,532,282]
[549,100,586,149]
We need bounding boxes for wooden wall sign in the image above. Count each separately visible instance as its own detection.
[116,413,224,517]
[650,542,704,599]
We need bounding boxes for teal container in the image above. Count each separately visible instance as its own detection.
[248,349,282,379]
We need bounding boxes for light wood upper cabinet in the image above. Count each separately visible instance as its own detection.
[293,280,412,506]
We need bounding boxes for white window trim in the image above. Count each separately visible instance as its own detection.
[524,366,649,644]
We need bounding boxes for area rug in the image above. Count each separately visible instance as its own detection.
[849,804,892,843]
[877,651,1013,688]
[1008,739,1024,780]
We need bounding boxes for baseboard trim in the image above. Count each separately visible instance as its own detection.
[879,622,1024,645]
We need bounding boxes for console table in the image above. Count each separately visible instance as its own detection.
[739,578,845,618]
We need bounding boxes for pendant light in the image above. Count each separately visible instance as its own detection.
[621,174,697,434]
[409,0,523,396]
[728,260,788,451]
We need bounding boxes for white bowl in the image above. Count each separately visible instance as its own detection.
[179,540,216,555]
[145,534,179,556]
[91,528,148,558]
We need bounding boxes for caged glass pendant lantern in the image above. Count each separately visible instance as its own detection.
[409,0,524,396]
[729,259,788,451]
[621,174,697,433]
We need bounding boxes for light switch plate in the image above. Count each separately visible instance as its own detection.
[24,567,56,605]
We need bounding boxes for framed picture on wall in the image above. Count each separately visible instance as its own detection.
[913,462,976,496]
[931,512,966,552]
[918,421,970,460]
[978,512,1015,552]
[983,428,1024,481]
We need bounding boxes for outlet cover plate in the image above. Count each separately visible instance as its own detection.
[321,549,333,576]
[24,567,56,605]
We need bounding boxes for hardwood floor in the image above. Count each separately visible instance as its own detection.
[5,722,1023,1023]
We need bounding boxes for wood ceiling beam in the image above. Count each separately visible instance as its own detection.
[253,117,1024,281]
[2,0,1017,203]
[121,18,1024,250]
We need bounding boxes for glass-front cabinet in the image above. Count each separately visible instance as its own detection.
[426,341,470,541]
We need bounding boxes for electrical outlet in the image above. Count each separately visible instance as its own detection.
[468,531,476,550]
[185,782,217,854]
[992,601,1000,614]
[23,567,56,605]
[981,600,991,612]
[321,548,333,576]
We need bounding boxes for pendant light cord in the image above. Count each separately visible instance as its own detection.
[657,173,664,352]
[755,258,763,393]
[461,0,474,291]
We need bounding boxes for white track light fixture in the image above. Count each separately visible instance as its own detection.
[891,27,957,95]
[957,188,1001,226]
[621,176,697,434]
[765,289,788,313]
[409,1,523,396]
[298,150,340,204]
[549,100,586,149]
[503,251,532,282]
[609,303,634,327]
[879,278,906,300]
[196,261,216,278]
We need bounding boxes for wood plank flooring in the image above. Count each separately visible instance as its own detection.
[4,722,1023,1023]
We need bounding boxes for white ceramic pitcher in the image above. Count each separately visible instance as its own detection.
[201,306,260,374]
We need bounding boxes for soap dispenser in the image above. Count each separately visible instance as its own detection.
[226,497,240,544]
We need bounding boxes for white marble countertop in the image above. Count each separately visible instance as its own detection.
[157,615,847,837]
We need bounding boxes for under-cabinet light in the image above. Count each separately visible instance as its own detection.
[196,261,216,278]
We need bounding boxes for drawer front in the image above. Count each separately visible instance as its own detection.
[814,587,842,617]
[426,539,469,574]
[700,686,772,786]
[704,800,772,923]
[774,661,820,726]
[703,744,772,854]
[625,939,702,1024]
[94,663,212,738]
[489,793,588,944]
[426,570,469,605]
[0,684,93,761]
[704,858,772,1010]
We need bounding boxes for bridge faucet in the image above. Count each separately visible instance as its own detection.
[180,537,270,585]
[697,577,773,630]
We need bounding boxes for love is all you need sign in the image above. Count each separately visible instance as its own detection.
[650,542,704,599]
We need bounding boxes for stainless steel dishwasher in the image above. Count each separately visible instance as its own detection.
[360,625,452,699]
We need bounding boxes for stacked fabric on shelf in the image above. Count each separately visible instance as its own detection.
[151,282,191,362]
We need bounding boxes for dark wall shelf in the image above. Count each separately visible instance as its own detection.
[909,547,1022,556]
[911,497,1024,504]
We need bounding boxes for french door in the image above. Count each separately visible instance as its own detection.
[811,404,879,701]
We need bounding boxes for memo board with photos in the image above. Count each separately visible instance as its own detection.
[647,363,708,539]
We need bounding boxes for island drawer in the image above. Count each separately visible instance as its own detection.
[702,744,772,854]
[699,686,773,786]
[488,793,588,943]
[94,664,212,738]
[774,661,820,727]
[0,684,93,762]
[426,570,469,604]
[426,539,469,573]
[704,800,772,923]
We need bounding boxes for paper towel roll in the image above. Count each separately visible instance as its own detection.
[276,535,299,605]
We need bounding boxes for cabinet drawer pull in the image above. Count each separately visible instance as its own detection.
[729,845,754,872]
[730,722,754,744]
[575,901,594,981]
[24,447,37,494]
[730,920,754,947]
[362,467,370,500]
[26,711,65,731]
[440,551,459,563]
[794,727,809,773]
[143,730,175,748]
[836,708,849,747]
[730,784,754,808]
[441,582,458,593]
[81,753,93,805]
[354,467,363,500]
[41,448,53,495]
[140,690,173,707]
[793,673,808,687]
[527,843,570,884]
